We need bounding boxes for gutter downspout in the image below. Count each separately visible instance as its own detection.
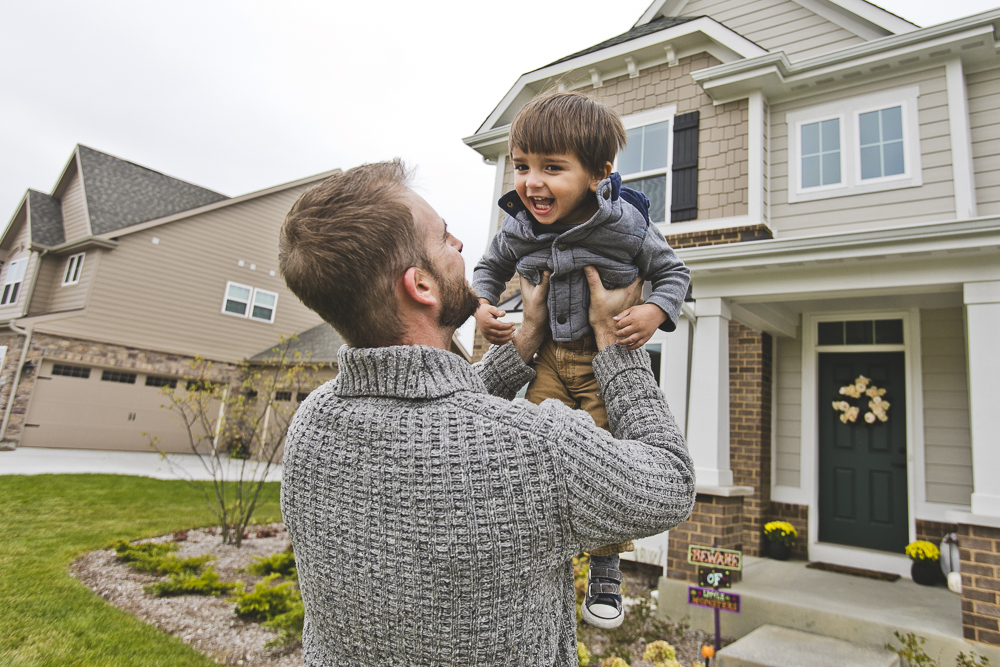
[1,320,32,447]
[0,248,47,447]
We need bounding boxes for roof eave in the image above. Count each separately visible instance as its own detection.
[92,168,341,241]
[468,17,767,152]
[691,15,1000,104]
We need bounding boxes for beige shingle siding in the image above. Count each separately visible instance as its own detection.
[774,335,802,488]
[36,184,323,364]
[769,67,954,237]
[921,307,973,506]
[968,65,1000,217]
[678,0,866,60]
[590,55,749,221]
[60,168,90,242]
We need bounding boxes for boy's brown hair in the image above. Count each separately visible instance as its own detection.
[278,159,430,348]
[508,92,627,177]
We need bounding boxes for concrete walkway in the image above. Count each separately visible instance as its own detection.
[0,446,282,482]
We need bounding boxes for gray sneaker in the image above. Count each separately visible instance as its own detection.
[581,566,623,629]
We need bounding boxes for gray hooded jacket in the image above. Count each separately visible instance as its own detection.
[472,173,690,342]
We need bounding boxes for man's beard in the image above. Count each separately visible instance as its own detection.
[435,267,481,331]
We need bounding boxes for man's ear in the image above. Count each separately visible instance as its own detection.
[590,161,614,191]
[400,266,438,307]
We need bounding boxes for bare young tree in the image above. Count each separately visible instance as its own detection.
[147,337,321,546]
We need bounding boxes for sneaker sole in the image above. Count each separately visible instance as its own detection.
[581,602,624,630]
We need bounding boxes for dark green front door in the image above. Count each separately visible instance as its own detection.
[818,352,908,553]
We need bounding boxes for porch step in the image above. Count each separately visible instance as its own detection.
[716,625,900,667]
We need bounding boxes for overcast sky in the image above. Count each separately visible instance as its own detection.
[2,0,997,287]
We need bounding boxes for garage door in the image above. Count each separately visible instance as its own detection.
[20,360,215,453]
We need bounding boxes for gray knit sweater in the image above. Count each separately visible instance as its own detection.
[281,341,695,666]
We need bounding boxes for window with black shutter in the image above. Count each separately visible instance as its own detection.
[670,111,700,222]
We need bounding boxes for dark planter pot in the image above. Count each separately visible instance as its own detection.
[766,540,792,561]
[911,560,943,586]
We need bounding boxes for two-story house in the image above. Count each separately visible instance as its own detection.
[465,0,1000,652]
[0,145,334,453]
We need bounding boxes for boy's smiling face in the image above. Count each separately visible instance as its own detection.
[511,148,608,226]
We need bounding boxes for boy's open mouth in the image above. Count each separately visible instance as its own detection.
[530,197,554,214]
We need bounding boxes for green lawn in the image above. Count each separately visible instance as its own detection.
[0,474,282,667]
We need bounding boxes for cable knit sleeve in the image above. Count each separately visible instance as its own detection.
[472,340,536,400]
[545,344,696,551]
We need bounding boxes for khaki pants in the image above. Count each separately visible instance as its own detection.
[524,335,633,557]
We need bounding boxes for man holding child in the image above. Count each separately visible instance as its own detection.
[279,93,695,666]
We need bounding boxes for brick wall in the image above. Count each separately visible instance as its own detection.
[959,523,1000,646]
[1,332,240,442]
[666,494,745,583]
[769,502,809,561]
[917,520,958,545]
[730,322,773,556]
[666,224,773,249]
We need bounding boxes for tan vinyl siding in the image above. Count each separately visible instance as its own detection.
[26,255,59,315]
[0,221,35,320]
[36,185,324,363]
[60,167,90,241]
[920,307,973,506]
[679,0,866,60]
[968,66,1000,216]
[770,67,954,237]
[774,335,802,487]
[46,252,95,313]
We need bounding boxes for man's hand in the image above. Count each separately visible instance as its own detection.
[614,303,667,351]
[513,272,550,363]
[585,267,644,351]
[475,299,515,346]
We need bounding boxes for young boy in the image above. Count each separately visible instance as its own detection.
[472,92,691,630]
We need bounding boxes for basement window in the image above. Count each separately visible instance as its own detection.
[274,391,292,402]
[145,376,178,389]
[102,370,137,384]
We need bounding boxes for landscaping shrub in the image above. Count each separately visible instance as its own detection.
[263,601,305,647]
[234,573,301,621]
[246,550,296,579]
[110,539,214,576]
[145,568,238,597]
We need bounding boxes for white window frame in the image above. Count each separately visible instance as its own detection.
[61,252,85,286]
[795,113,846,195]
[249,288,278,324]
[1,258,28,306]
[222,281,253,318]
[616,105,677,224]
[221,281,277,324]
[786,86,922,204]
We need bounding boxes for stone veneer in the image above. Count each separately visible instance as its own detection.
[959,523,1000,646]
[0,331,240,444]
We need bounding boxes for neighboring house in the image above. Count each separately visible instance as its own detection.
[0,145,335,453]
[465,0,1000,649]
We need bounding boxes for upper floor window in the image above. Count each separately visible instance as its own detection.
[617,107,675,224]
[62,253,85,286]
[1,258,27,306]
[787,86,921,204]
[222,281,277,324]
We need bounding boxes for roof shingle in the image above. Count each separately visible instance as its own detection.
[27,190,66,246]
[541,16,699,69]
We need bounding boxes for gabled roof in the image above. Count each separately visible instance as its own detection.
[27,190,65,246]
[250,322,346,364]
[543,16,700,69]
[77,145,228,236]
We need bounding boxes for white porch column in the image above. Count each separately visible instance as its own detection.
[687,297,733,487]
[663,314,692,437]
[966,281,1000,517]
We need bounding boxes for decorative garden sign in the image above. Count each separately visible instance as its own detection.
[687,545,742,571]
[688,587,741,613]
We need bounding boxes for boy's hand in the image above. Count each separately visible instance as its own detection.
[475,299,515,346]
[613,303,667,350]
